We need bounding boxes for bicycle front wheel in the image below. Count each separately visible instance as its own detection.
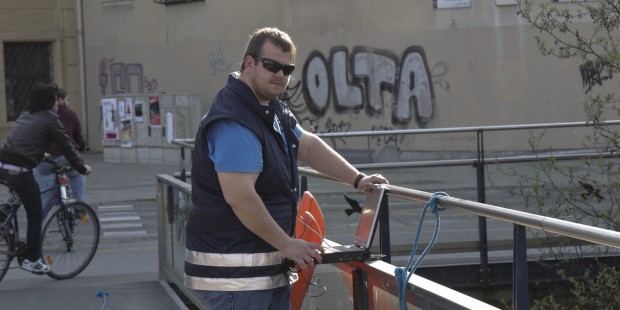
[0,231,13,282]
[41,201,100,280]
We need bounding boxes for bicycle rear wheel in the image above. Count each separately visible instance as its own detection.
[41,201,100,280]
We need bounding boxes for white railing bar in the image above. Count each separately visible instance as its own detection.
[386,184,620,249]
[316,120,620,138]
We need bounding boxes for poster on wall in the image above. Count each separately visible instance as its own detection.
[119,99,126,119]
[149,96,161,127]
[433,0,470,9]
[120,119,133,147]
[124,97,133,120]
[166,112,174,143]
[120,97,134,148]
[101,98,119,141]
[135,101,144,123]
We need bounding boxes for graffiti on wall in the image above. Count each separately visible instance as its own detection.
[284,46,436,132]
[99,57,159,95]
[209,46,233,76]
[276,45,438,150]
[580,60,613,94]
[96,45,438,150]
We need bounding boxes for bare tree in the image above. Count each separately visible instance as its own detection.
[512,1,620,308]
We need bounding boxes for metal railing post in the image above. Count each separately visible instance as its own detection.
[513,224,530,310]
[379,192,391,263]
[300,176,308,193]
[166,185,175,266]
[352,269,368,310]
[180,146,186,182]
[476,130,490,286]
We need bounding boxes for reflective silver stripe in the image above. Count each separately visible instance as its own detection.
[184,273,291,291]
[0,162,29,172]
[185,249,285,267]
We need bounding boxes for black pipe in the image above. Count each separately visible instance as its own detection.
[476,130,490,286]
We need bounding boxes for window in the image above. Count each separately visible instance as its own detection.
[3,42,53,121]
[154,0,203,5]
[102,0,132,6]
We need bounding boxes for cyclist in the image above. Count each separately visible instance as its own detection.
[0,83,91,274]
[35,87,87,205]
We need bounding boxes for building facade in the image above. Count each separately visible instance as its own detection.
[2,1,613,162]
[0,0,84,144]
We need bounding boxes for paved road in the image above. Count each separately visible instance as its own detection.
[0,153,184,310]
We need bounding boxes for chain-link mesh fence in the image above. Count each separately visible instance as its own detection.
[3,42,53,121]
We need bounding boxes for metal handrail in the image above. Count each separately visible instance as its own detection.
[332,151,614,170]
[314,120,620,138]
[296,168,620,249]
[172,120,620,147]
[158,174,192,193]
[297,167,620,310]
[170,120,620,309]
[386,184,620,249]
[156,174,502,309]
[171,138,195,149]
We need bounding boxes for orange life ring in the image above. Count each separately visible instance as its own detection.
[291,191,325,310]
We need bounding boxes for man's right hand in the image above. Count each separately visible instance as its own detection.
[281,238,324,272]
[83,165,92,175]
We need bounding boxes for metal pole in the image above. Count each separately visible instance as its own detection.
[513,224,529,310]
[300,176,307,193]
[351,269,368,310]
[379,192,391,263]
[476,130,490,286]
[180,147,186,182]
[75,0,89,147]
[166,185,175,266]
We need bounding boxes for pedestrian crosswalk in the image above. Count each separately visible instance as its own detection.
[97,204,149,239]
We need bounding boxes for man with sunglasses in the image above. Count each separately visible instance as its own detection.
[185,27,388,309]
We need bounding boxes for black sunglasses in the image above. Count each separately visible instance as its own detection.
[253,56,295,76]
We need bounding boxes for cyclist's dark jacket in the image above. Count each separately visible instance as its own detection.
[185,74,300,291]
[0,110,87,173]
[47,104,86,156]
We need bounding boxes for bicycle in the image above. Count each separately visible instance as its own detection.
[0,157,100,281]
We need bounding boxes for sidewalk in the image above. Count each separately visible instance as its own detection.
[0,152,189,310]
[82,152,183,205]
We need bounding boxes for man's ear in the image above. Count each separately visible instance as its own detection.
[244,55,255,71]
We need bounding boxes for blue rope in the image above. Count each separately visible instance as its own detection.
[96,290,109,310]
[394,192,448,310]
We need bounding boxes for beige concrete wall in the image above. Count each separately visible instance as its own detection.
[82,0,612,154]
[0,0,82,142]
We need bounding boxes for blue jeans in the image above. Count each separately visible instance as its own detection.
[34,155,85,205]
[0,169,43,261]
[196,285,292,310]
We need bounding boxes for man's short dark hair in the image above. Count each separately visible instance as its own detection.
[56,88,67,100]
[27,83,58,113]
[240,27,296,72]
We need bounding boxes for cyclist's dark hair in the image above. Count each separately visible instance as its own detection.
[240,27,296,72]
[27,83,58,113]
[56,87,67,100]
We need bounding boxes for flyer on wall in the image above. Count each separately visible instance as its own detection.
[149,96,161,127]
[120,119,133,147]
[135,101,144,123]
[119,99,125,119]
[125,97,133,119]
[101,98,119,141]
[120,97,134,147]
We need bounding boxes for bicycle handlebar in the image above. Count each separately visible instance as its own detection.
[44,157,74,174]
